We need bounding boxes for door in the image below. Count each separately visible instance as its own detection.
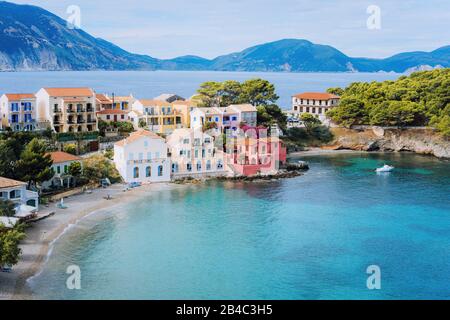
[114,115,118,122]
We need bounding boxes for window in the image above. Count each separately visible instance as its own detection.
[146,166,151,177]
[172,163,178,173]
[197,161,202,171]
[121,115,125,119]
[187,163,192,172]
[9,189,21,199]
[139,153,143,160]
[147,152,152,159]
[183,139,189,144]
[57,166,61,174]
[206,160,211,171]
[158,165,163,176]
[129,153,134,161]
[231,116,237,121]
[215,117,219,122]
[0,191,7,199]
[294,106,298,111]
[155,152,160,159]
[133,167,139,178]
[144,141,148,148]
[106,115,110,120]
[64,165,68,173]
[195,150,198,158]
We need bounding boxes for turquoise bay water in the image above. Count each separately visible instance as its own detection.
[29,153,450,300]
[0,71,401,108]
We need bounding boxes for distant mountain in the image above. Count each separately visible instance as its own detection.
[0,1,448,73]
[0,1,159,71]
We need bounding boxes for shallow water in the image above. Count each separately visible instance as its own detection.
[28,153,450,300]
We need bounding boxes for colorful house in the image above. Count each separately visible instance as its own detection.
[114,130,171,183]
[166,128,226,179]
[0,93,37,131]
[130,99,190,134]
[35,87,97,133]
[225,126,287,177]
[190,104,257,133]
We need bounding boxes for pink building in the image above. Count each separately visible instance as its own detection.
[225,126,287,176]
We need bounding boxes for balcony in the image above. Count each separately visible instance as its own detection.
[76,109,85,113]
[77,119,86,124]
[53,108,62,113]
[86,107,94,113]
[66,109,75,113]
[87,119,96,124]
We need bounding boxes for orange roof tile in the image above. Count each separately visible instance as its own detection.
[96,94,112,103]
[44,88,94,97]
[115,129,163,147]
[4,93,35,100]
[47,151,82,164]
[293,92,340,100]
[0,177,26,188]
[139,99,172,107]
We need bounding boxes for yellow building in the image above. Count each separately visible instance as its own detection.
[130,99,193,135]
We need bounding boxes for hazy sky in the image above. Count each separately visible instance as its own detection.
[9,0,450,59]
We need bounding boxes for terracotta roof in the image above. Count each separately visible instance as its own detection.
[138,99,172,107]
[0,177,26,189]
[47,151,82,164]
[293,92,340,100]
[97,109,129,115]
[115,129,164,147]
[43,88,94,97]
[4,93,35,100]
[228,104,257,112]
[96,94,112,103]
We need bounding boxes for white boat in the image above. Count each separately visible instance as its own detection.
[376,164,394,173]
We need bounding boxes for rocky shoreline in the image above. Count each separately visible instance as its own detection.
[330,127,450,159]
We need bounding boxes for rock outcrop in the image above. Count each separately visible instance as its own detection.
[330,127,450,159]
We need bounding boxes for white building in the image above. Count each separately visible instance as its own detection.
[166,128,226,179]
[114,130,171,183]
[0,93,38,131]
[289,92,340,124]
[42,151,83,190]
[35,87,97,133]
[0,177,39,212]
[190,104,257,133]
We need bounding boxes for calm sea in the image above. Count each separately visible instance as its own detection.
[28,153,450,300]
[0,71,401,108]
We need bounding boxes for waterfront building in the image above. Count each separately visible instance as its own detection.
[225,126,287,177]
[130,99,190,134]
[288,92,340,124]
[190,104,258,133]
[0,93,39,131]
[42,152,83,190]
[166,128,226,179]
[113,129,171,183]
[35,87,97,133]
[0,177,39,212]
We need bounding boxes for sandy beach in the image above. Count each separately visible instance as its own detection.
[0,182,179,300]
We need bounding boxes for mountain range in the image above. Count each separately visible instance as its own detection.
[0,1,449,73]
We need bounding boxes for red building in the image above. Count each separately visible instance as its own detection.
[226,125,287,176]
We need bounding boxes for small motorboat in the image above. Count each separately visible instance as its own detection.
[376,164,394,173]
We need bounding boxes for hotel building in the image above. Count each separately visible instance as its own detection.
[289,92,340,124]
[35,87,97,133]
